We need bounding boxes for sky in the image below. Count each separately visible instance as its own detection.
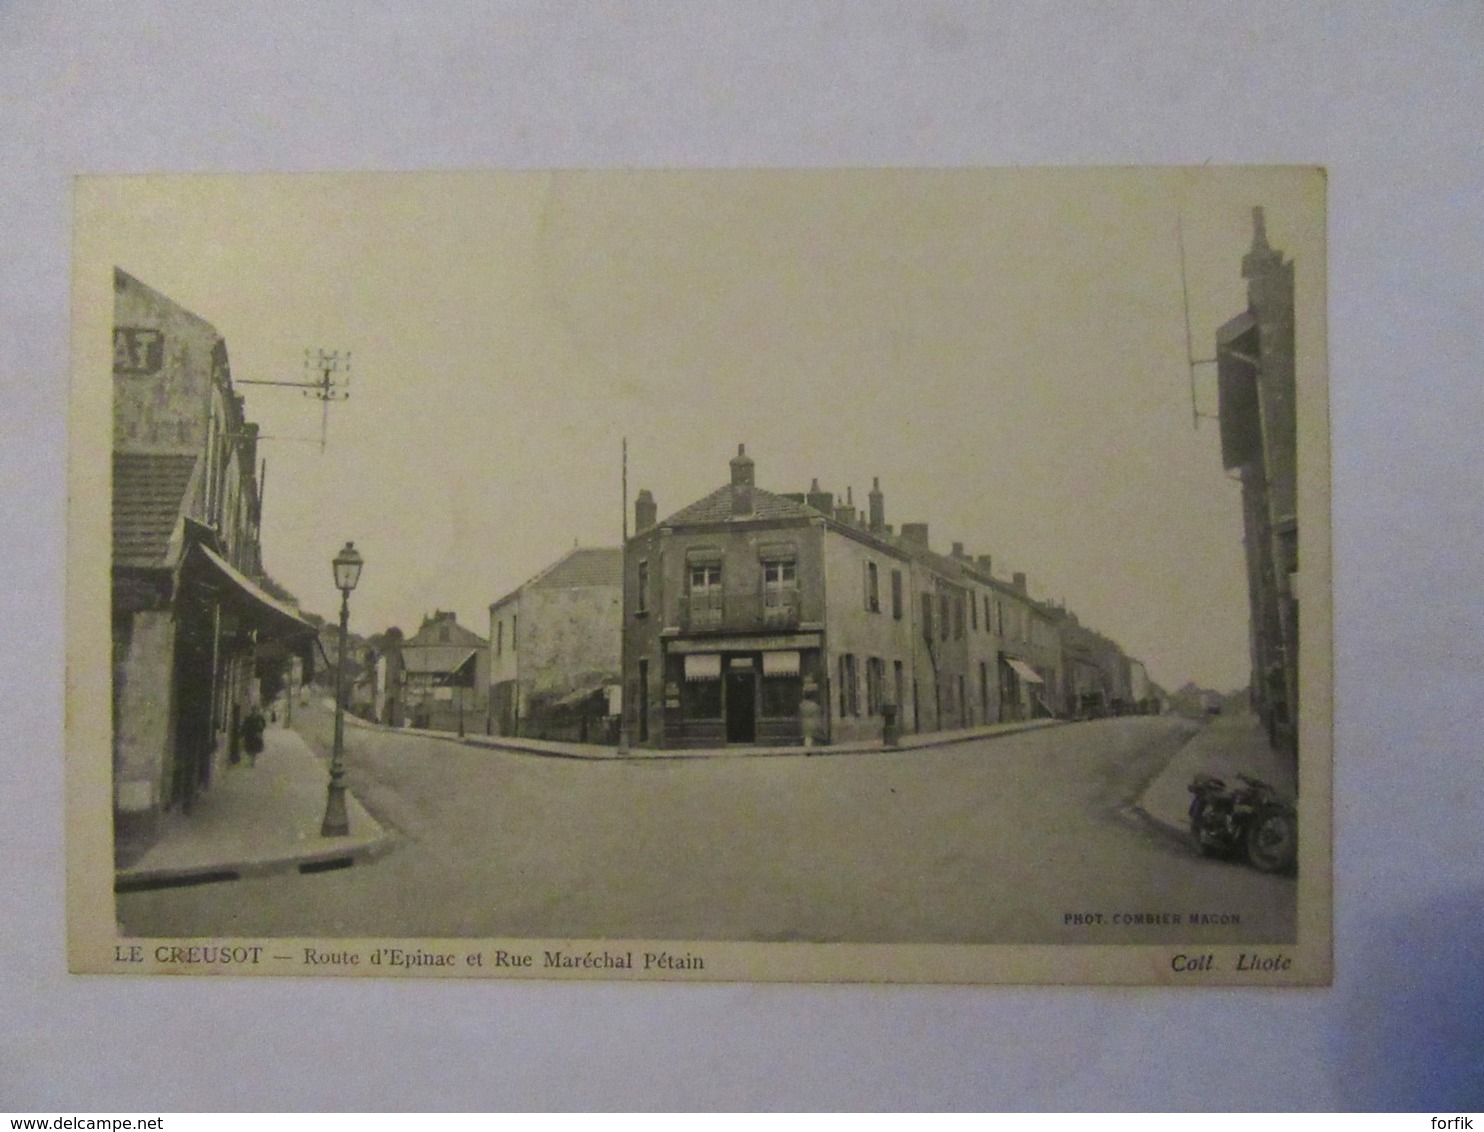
[78,167,1325,692]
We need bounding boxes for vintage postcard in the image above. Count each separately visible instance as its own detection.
[67,167,1331,984]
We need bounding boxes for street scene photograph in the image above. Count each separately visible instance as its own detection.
[68,167,1329,979]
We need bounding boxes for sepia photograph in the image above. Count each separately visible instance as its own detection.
[68,166,1330,983]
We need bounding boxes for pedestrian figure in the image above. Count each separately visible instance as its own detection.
[800,694,821,752]
[241,705,266,766]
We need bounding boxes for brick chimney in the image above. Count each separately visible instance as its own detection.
[976,554,993,576]
[634,488,656,534]
[805,477,834,515]
[951,541,966,559]
[900,522,929,549]
[1013,571,1027,593]
[868,477,885,533]
[730,444,754,517]
[834,485,856,526]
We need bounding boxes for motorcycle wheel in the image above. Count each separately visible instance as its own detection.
[1246,806,1298,874]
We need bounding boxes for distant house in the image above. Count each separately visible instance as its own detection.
[399,611,489,733]
[488,546,623,742]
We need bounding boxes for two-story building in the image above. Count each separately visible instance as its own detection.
[488,546,623,742]
[111,269,315,865]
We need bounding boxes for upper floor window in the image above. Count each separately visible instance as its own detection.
[864,561,880,613]
[939,593,951,641]
[688,562,723,627]
[921,593,934,641]
[636,559,649,614]
[762,559,796,591]
[891,569,903,619]
[690,563,721,592]
[496,621,503,657]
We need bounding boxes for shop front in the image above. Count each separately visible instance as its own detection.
[662,635,823,748]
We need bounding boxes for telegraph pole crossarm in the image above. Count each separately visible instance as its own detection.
[237,347,352,452]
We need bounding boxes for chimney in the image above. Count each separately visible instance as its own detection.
[634,488,657,534]
[1243,205,1280,280]
[835,485,857,525]
[805,477,834,515]
[951,541,966,559]
[900,522,930,549]
[730,443,755,517]
[868,476,885,533]
[1013,571,1027,593]
[976,554,993,576]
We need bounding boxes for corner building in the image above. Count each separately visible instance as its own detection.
[623,446,1078,749]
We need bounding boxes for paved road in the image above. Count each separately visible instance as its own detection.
[117,706,1295,944]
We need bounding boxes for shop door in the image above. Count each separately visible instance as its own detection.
[725,670,756,743]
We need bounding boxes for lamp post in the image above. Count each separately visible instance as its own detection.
[321,540,363,837]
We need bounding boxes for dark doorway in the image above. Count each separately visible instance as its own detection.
[725,670,756,743]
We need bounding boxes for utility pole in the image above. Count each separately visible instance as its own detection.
[617,437,630,756]
[237,348,352,452]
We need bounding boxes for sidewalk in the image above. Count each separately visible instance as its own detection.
[1133,710,1296,835]
[364,714,1065,760]
[115,722,389,891]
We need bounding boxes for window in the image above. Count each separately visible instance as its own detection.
[921,593,934,641]
[864,561,880,613]
[838,654,859,717]
[636,560,649,614]
[763,559,796,589]
[866,657,885,715]
[894,660,905,714]
[688,562,723,627]
[496,621,503,657]
[891,569,903,619]
[971,591,979,631]
[762,559,797,624]
[940,593,950,641]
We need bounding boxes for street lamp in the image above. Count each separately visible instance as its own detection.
[321,540,363,837]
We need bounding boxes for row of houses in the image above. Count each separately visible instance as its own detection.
[362,446,1157,750]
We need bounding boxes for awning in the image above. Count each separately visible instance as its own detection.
[553,682,607,709]
[684,653,721,681]
[762,650,800,677]
[1006,657,1044,685]
[441,649,479,688]
[191,543,318,643]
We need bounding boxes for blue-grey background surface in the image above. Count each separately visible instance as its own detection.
[3,1,1481,1112]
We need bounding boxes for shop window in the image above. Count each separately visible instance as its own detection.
[760,675,802,718]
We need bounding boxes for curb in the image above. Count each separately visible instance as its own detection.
[353,715,1065,761]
